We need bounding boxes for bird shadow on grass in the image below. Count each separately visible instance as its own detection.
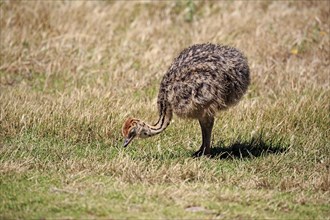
[210,135,288,160]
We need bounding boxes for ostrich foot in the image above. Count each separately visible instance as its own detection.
[192,147,211,158]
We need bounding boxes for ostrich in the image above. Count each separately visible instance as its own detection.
[122,43,250,157]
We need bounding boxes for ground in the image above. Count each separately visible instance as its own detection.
[0,1,329,219]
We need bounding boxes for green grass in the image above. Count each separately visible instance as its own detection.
[1,174,328,219]
[1,1,329,219]
[1,126,328,218]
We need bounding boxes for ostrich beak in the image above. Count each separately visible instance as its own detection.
[123,136,134,148]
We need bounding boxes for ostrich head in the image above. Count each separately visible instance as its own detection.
[122,117,150,147]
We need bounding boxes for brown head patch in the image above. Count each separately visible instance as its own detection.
[122,117,138,137]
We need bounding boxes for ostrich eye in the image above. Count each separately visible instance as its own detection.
[128,128,136,138]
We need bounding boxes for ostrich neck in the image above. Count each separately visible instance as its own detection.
[145,102,173,136]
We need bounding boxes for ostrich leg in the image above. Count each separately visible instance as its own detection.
[193,115,214,157]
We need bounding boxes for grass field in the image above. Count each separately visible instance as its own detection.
[1,1,329,219]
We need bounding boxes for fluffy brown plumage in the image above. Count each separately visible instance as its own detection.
[122,43,250,156]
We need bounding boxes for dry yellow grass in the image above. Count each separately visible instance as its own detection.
[1,1,329,219]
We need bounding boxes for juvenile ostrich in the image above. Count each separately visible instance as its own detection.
[122,43,250,157]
